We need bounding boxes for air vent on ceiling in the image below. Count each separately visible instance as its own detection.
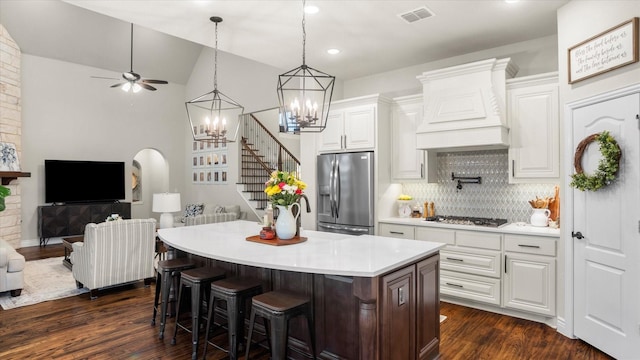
[399,6,435,23]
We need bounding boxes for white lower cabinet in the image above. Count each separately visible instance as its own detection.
[378,222,558,321]
[379,223,415,239]
[436,230,502,306]
[503,235,556,316]
[441,270,501,306]
[441,247,501,278]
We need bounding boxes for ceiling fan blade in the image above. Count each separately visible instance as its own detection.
[91,76,120,80]
[141,79,168,84]
[140,83,157,91]
[110,83,126,88]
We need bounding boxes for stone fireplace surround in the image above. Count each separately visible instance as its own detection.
[0,25,24,249]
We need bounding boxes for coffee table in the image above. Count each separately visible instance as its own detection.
[62,235,84,270]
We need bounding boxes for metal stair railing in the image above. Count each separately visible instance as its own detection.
[238,111,300,213]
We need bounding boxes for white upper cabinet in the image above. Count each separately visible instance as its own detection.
[507,73,560,183]
[318,95,383,153]
[391,95,435,181]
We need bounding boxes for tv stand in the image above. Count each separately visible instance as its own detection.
[37,202,131,246]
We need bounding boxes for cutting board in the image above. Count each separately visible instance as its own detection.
[246,235,307,246]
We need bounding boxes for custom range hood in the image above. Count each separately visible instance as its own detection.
[416,58,518,151]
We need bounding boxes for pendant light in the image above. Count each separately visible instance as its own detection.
[277,0,335,134]
[186,16,243,145]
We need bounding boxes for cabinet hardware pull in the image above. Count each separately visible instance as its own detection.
[571,231,584,239]
[389,231,404,235]
[512,160,515,177]
[446,257,464,262]
[398,287,405,305]
[445,282,463,288]
[517,244,541,248]
[421,163,424,178]
[504,254,507,273]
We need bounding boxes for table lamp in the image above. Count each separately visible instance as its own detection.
[152,193,181,229]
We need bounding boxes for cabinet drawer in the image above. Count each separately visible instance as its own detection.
[440,247,501,278]
[456,231,502,250]
[504,234,556,256]
[415,227,455,245]
[379,223,415,239]
[440,270,501,306]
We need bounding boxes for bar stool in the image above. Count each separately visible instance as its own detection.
[202,277,263,360]
[171,267,226,360]
[244,290,316,360]
[152,257,196,340]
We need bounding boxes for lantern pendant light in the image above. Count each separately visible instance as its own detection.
[186,16,243,146]
[277,0,335,134]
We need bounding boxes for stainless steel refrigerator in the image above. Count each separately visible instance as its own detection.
[317,151,374,235]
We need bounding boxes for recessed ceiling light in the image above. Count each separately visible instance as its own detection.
[304,5,319,14]
[505,0,520,3]
[327,49,340,55]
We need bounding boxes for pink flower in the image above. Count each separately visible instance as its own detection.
[278,182,286,189]
[295,188,302,195]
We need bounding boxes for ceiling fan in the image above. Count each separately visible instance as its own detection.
[92,23,168,92]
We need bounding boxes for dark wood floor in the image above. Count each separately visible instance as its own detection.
[0,245,614,360]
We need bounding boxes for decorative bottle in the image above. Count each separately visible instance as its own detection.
[266,204,274,228]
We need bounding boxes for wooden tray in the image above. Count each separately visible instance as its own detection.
[246,235,307,246]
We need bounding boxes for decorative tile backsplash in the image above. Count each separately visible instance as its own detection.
[402,150,557,223]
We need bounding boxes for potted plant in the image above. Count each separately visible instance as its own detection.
[0,185,10,212]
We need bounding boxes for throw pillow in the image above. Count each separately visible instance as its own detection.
[224,205,241,217]
[183,203,204,221]
[213,205,225,214]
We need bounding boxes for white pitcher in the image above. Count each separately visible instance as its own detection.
[530,208,551,227]
[275,203,300,240]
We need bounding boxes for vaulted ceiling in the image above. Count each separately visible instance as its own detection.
[1,0,569,85]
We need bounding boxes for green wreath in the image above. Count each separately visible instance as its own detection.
[570,131,621,192]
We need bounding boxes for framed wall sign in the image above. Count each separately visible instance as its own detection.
[568,17,639,84]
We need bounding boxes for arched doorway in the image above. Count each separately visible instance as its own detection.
[131,148,169,219]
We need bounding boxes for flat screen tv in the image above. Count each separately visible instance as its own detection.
[45,160,125,204]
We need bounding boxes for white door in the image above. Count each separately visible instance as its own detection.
[572,91,640,359]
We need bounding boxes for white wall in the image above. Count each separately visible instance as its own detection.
[21,54,187,244]
[342,35,559,99]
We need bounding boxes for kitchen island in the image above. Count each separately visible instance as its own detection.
[158,220,445,360]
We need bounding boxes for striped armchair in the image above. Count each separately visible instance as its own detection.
[71,218,157,299]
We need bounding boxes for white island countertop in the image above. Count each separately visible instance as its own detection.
[158,220,445,277]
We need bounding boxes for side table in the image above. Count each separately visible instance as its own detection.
[62,235,84,270]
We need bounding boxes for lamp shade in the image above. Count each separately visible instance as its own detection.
[152,193,181,213]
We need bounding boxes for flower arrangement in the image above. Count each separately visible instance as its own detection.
[264,170,306,208]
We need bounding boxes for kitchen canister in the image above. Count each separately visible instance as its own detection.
[530,208,551,227]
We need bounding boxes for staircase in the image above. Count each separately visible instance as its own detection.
[237,112,300,220]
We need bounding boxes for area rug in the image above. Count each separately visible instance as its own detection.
[0,256,89,310]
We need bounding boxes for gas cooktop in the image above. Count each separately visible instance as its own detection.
[424,215,508,227]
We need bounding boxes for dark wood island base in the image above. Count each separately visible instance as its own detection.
[190,253,440,360]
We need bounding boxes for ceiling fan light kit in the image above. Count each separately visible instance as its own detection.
[185,16,243,146]
[277,0,335,134]
[92,23,168,92]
